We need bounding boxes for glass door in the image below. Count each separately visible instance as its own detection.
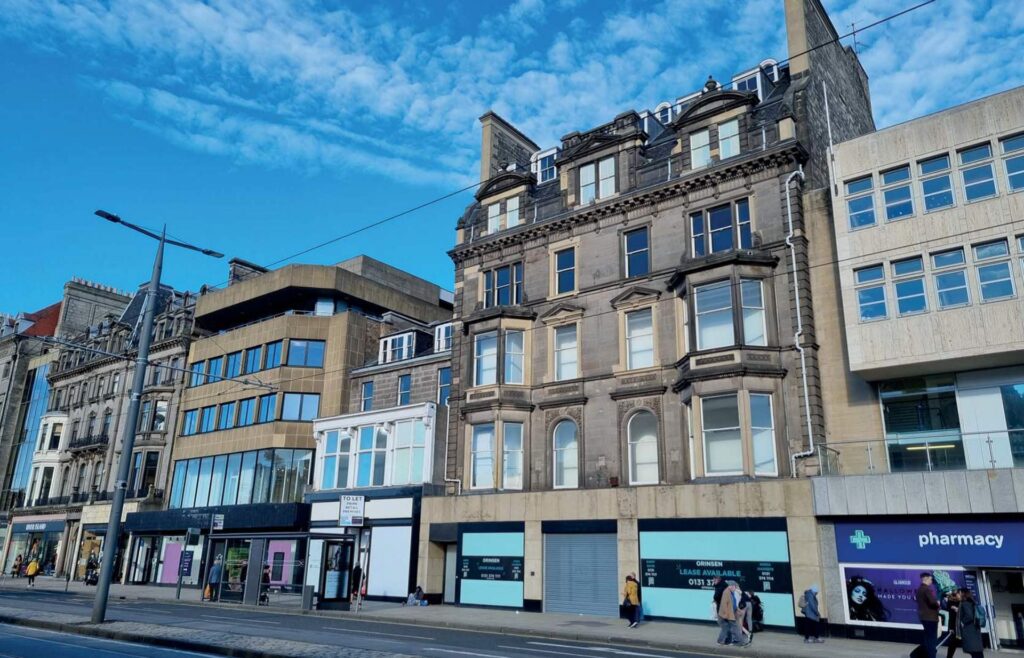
[320,540,353,607]
[220,538,252,604]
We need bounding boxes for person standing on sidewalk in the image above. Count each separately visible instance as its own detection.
[955,588,985,658]
[10,554,22,578]
[917,572,941,658]
[206,555,223,602]
[799,584,824,643]
[24,557,39,588]
[630,572,644,624]
[622,574,640,628]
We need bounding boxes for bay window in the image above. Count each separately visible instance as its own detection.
[471,424,495,489]
[750,393,777,475]
[695,282,734,350]
[356,426,387,487]
[691,198,751,257]
[702,394,742,475]
[740,279,766,346]
[483,262,523,308]
[553,420,579,488]
[504,331,525,384]
[628,411,658,485]
[391,419,426,485]
[474,332,498,386]
[503,422,524,490]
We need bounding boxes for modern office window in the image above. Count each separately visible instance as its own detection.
[974,239,1015,301]
[482,262,523,308]
[379,333,413,364]
[189,362,206,387]
[690,129,710,169]
[579,156,615,205]
[206,356,223,383]
[264,341,282,369]
[434,323,453,352]
[719,119,740,160]
[182,410,198,436]
[740,279,766,346]
[237,397,256,426]
[474,331,498,386]
[623,227,650,277]
[244,346,262,374]
[437,367,451,406]
[625,308,654,369]
[391,419,427,486]
[702,393,742,475]
[361,381,374,412]
[750,393,777,475]
[257,393,277,423]
[218,401,236,430]
[892,257,927,315]
[502,422,524,490]
[356,426,387,487]
[881,165,914,220]
[919,155,955,211]
[487,203,500,234]
[628,410,658,485]
[199,405,217,433]
[222,453,242,505]
[1002,134,1024,192]
[170,447,312,508]
[959,143,997,202]
[397,374,411,405]
[553,419,579,489]
[287,339,325,367]
[691,198,751,257]
[539,153,557,183]
[224,351,242,379]
[554,324,578,381]
[846,176,876,229]
[504,330,525,385]
[471,424,495,489]
[506,196,520,229]
[554,247,575,294]
[854,265,887,321]
[282,393,320,421]
[931,248,970,308]
[695,281,734,349]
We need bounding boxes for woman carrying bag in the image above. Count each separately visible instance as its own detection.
[955,588,985,658]
[622,574,640,628]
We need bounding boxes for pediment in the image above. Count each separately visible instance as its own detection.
[475,170,535,201]
[539,303,585,324]
[610,285,662,309]
[557,132,625,163]
[672,90,757,127]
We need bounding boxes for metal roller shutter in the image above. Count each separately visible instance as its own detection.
[543,533,618,617]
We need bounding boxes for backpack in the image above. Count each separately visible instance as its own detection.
[797,593,807,610]
[974,603,987,629]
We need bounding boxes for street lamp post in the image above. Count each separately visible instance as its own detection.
[90,210,222,624]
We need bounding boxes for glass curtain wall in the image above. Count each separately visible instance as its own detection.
[881,375,965,471]
[169,448,312,509]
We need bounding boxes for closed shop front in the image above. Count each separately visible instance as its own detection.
[542,521,617,617]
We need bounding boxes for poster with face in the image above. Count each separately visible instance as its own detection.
[841,564,979,629]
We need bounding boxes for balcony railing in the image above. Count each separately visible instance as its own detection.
[812,429,1024,476]
[68,434,110,451]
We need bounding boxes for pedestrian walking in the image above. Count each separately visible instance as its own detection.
[739,589,754,642]
[942,590,961,658]
[799,584,824,643]
[10,554,22,578]
[206,554,223,602]
[917,572,941,658]
[630,572,644,624]
[955,588,985,658]
[717,581,748,646]
[622,573,640,628]
[24,557,39,588]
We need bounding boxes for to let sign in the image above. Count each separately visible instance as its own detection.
[212,514,225,531]
[339,495,365,527]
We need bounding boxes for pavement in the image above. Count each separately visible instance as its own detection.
[0,576,914,657]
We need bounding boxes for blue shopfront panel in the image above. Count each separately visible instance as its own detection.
[458,524,524,608]
[836,520,1024,568]
[638,518,795,627]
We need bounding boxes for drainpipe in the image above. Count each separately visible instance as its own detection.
[784,166,816,477]
[442,403,461,495]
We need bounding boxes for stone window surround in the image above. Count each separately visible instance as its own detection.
[463,410,530,492]
[466,318,533,391]
[681,261,777,355]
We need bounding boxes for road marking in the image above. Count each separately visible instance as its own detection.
[526,642,680,658]
[425,649,513,658]
[500,645,596,657]
[326,625,434,640]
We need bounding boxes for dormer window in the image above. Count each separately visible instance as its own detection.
[485,197,520,234]
[579,156,616,205]
[434,323,453,352]
[719,120,740,160]
[655,104,672,125]
[379,333,414,364]
[539,153,557,183]
[690,130,711,169]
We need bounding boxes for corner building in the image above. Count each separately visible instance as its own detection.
[418,0,875,625]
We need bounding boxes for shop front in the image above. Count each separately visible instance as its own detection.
[124,502,310,607]
[3,516,70,577]
[305,486,425,610]
[832,518,1024,649]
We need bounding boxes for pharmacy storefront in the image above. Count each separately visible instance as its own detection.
[833,518,1024,649]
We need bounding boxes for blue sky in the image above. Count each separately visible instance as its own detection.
[1,0,1022,312]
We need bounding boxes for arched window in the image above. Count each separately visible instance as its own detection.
[628,411,659,485]
[553,420,578,489]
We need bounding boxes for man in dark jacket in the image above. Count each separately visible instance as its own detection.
[916,572,940,658]
[713,576,728,607]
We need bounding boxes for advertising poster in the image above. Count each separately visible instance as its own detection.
[841,564,979,629]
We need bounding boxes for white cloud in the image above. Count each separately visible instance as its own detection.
[1,0,1020,185]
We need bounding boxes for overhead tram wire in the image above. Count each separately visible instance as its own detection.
[170,211,1024,410]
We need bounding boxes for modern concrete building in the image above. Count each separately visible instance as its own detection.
[417,0,874,627]
[811,86,1024,648]
[2,284,194,582]
[124,256,451,606]
[305,312,452,608]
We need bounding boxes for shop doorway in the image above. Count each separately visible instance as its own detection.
[208,538,251,604]
[128,536,160,584]
[982,570,1024,651]
[443,544,457,604]
[319,540,355,609]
